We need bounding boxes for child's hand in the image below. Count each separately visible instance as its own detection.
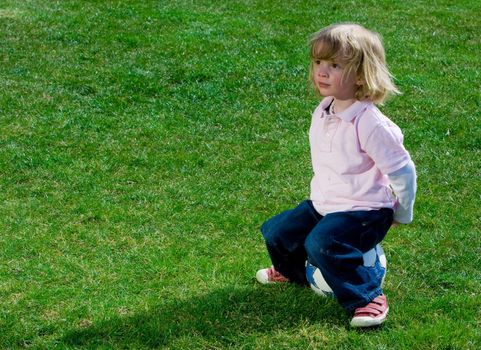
[391,221,400,228]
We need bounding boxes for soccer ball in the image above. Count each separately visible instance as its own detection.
[305,244,387,297]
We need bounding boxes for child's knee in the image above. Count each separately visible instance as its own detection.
[261,220,284,246]
[261,221,305,254]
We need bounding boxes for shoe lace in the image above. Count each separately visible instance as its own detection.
[267,266,288,282]
[354,295,387,317]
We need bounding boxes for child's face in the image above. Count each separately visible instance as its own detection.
[312,59,358,101]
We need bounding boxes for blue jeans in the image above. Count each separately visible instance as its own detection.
[260,200,393,312]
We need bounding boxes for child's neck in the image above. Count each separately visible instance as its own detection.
[332,98,357,114]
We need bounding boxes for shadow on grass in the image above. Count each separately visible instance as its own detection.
[62,284,346,348]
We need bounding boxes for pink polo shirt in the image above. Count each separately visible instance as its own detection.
[309,97,411,215]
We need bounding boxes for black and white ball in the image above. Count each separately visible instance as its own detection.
[305,244,387,297]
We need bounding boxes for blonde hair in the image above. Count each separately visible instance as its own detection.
[309,23,399,104]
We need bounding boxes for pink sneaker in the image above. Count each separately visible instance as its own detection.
[350,294,389,328]
[256,266,289,284]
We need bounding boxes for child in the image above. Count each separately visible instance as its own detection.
[256,23,416,328]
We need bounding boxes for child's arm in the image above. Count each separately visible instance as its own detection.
[387,160,417,224]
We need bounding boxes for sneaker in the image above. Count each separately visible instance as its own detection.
[256,266,289,284]
[350,294,389,328]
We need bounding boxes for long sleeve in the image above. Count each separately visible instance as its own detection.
[387,160,417,224]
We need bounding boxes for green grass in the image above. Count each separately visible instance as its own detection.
[0,0,480,348]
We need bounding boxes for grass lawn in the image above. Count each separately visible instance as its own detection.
[0,0,480,348]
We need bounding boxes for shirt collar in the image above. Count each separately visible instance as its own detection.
[319,97,370,122]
